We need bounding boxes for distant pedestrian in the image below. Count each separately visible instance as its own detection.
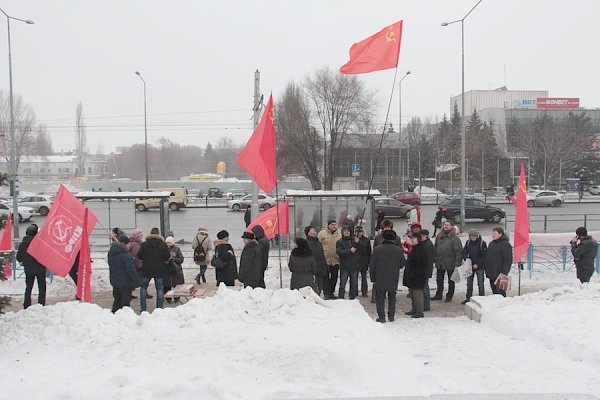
[461,230,487,304]
[570,227,598,283]
[305,225,327,296]
[370,230,405,322]
[213,230,237,286]
[375,209,385,232]
[251,225,270,288]
[244,206,251,227]
[336,226,359,300]
[163,236,185,302]
[318,220,342,300]
[108,235,138,313]
[432,209,443,237]
[137,227,170,312]
[16,224,46,309]
[354,226,372,298]
[482,227,512,297]
[432,219,462,302]
[192,226,213,284]
[238,231,263,288]
[288,237,317,290]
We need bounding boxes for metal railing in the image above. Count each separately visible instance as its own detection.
[524,244,600,277]
[503,214,600,233]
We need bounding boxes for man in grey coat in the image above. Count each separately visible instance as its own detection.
[570,226,598,283]
[432,220,462,302]
[370,230,406,323]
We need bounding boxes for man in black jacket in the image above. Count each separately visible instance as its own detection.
[251,225,270,288]
[419,229,435,312]
[137,227,170,312]
[483,227,512,297]
[403,232,428,318]
[16,224,46,309]
[570,227,598,283]
[305,226,327,296]
[370,230,406,322]
[239,231,263,288]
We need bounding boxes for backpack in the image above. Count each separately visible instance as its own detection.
[193,235,208,263]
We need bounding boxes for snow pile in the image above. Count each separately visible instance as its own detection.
[477,283,600,365]
[414,185,445,195]
[0,286,422,399]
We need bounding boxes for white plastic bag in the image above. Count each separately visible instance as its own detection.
[451,259,473,283]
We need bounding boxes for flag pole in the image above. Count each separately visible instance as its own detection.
[359,66,400,230]
[275,181,283,289]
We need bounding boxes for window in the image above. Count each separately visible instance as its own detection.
[88,167,92,174]
[23,168,32,173]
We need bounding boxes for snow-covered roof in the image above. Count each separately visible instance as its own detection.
[285,189,382,197]
[18,155,78,163]
[75,191,173,199]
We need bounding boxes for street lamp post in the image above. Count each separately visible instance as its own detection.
[398,70,411,191]
[442,0,484,232]
[1,7,33,239]
[135,71,149,189]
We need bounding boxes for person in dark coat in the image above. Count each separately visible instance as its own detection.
[461,230,488,304]
[373,220,402,248]
[137,227,170,312]
[251,225,270,288]
[239,231,263,288]
[419,229,435,312]
[16,224,46,309]
[403,232,428,318]
[375,209,385,232]
[432,209,443,237]
[433,220,463,302]
[163,236,185,303]
[482,226,512,297]
[354,226,372,297]
[108,236,139,313]
[305,226,326,296]
[289,238,317,290]
[336,226,360,299]
[244,206,251,227]
[370,230,406,322]
[570,227,598,283]
[213,230,237,286]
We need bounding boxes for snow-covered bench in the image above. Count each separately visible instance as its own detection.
[164,284,204,303]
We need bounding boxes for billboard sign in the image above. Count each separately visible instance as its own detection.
[536,98,580,109]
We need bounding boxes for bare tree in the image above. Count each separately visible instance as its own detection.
[75,102,87,176]
[0,91,36,171]
[276,81,322,189]
[305,67,376,189]
[31,124,53,156]
[216,136,236,150]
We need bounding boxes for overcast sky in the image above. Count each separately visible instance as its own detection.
[1,0,599,154]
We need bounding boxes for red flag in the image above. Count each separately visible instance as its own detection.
[27,184,98,277]
[513,162,530,263]
[340,20,403,74]
[77,208,93,302]
[237,94,277,194]
[0,213,12,251]
[246,201,289,240]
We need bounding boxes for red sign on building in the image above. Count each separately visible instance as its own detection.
[536,97,580,109]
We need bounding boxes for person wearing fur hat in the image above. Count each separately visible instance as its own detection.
[16,224,46,309]
[239,231,263,288]
[305,226,327,295]
[289,238,317,290]
[214,230,237,286]
[370,230,406,322]
[108,235,138,313]
[163,236,185,302]
[336,226,360,299]
[432,220,463,302]
[318,219,342,299]
[570,227,598,283]
[461,230,488,304]
[137,227,170,312]
[191,226,213,284]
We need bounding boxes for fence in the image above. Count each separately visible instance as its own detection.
[524,244,600,277]
[503,214,600,233]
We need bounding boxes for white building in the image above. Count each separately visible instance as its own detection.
[0,155,108,180]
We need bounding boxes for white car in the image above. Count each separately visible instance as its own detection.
[526,190,564,207]
[19,195,53,216]
[227,194,276,211]
[589,186,600,195]
[0,201,36,222]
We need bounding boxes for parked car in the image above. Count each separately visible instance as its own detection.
[135,187,189,211]
[390,191,421,206]
[0,201,36,222]
[526,190,564,207]
[374,197,414,218]
[588,186,600,195]
[439,197,506,224]
[226,189,249,199]
[227,194,276,211]
[19,195,53,216]
[483,187,507,197]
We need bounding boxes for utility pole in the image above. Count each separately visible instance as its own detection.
[251,70,261,219]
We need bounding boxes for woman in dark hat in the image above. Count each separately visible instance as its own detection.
[239,231,263,288]
[288,237,317,290]
[213,230,237,286]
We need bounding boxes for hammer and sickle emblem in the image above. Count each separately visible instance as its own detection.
[53,220,72,242]
[385,31,396,43]
[518,184,526,194]
[268,108,275,123]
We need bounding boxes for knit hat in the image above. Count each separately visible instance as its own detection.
[327,219,337,226]
[131,228,143,238]
[217,230,229,240]
[165,236,175,245]
[382,230,396,241]
[304,226,315,237]
[117,235,130,244]
[468,229,480,237]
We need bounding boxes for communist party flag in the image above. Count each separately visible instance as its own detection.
[77,208,93,302]
[340,20,403,74]
[1,213,13,279]
[246,201,289,240]
[513,162,530,263]
[237,94,277,194]
[27,184,98,277]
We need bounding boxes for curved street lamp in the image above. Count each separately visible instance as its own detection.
[135,71,149,189]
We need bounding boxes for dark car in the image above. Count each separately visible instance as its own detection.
[374,197,414,218]
[390,191,421,206]
[439,197,506,224]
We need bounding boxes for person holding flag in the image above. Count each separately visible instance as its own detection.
[16,224,46,309]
